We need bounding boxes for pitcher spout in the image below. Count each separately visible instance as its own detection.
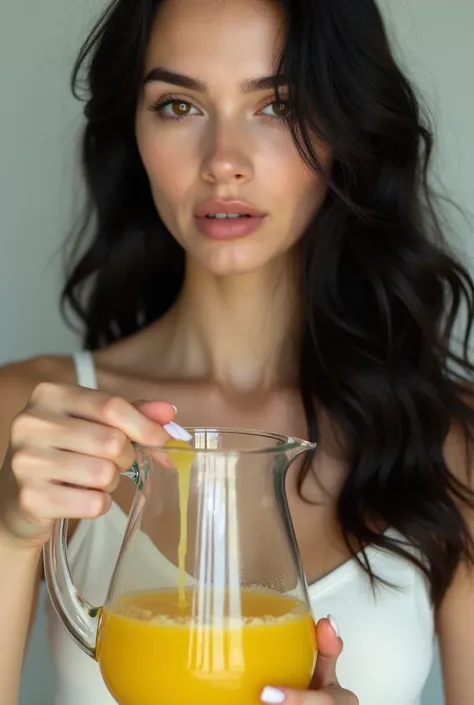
[285,438,317,465]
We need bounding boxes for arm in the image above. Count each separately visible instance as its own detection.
[0,362,47,705]
[0,357,178,705]
[0,533,41,705]
[437,426,474,705]
[437,556,474,705]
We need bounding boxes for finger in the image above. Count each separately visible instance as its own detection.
[29,384,179,445]
[133,401,193,472]
[311,616,343,690]
[261,684,357,705]
[135,400,176,422]
[12,447,120,493]
[261,686,329,705]
[136,401,192,442]
[19,483,111,522]
[13,413,136,470]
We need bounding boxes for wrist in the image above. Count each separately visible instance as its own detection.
[0,522,44,559]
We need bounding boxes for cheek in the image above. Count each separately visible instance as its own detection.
[136,120,196,216]
[265,153,329,246]
[257,133,329,210]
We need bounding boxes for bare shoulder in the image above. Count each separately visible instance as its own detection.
[0,355,76,460]
[0,354,76,407]
[443,383,474,488]
[437,385,474,705]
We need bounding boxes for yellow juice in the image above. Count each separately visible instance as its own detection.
[96,588,316,705]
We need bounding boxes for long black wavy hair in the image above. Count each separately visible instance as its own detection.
[62,0,474,607]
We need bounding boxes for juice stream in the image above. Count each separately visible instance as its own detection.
[96,439,318,704]
[164,439,194,609]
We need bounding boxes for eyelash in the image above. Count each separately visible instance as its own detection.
[148,95,291,122]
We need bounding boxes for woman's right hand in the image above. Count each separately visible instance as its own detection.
[0,382,185,550]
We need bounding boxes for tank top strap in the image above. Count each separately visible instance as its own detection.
[72,351,98,390]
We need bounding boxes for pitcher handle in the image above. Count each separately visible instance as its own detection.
[43,517,100,657]
[43,462,141,658]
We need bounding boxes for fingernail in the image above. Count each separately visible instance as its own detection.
[328,614,340,638]
[163,421,192,442]
[261,687,286,704]
[171,405,178,413]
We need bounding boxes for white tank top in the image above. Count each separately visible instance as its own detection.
[45,351,435,705]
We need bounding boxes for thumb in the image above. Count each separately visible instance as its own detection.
[311,615,343,690]
[133,401,191,442]
[133,400,176,425]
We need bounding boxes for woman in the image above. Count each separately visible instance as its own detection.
[0,0,473,703]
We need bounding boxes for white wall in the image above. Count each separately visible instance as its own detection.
[0,0,94,364]
[0,2,97,703]
[0,0,472,703]
[379,0,474,261]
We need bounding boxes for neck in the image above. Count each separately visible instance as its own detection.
[160,254,300,393]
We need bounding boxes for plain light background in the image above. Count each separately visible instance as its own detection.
[0,0,472,703]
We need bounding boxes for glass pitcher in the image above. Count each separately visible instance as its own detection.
[44,428,317,705]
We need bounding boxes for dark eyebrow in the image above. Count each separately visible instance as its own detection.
[240,74,288,93]
[143,68,207,91]
[143,68,288,93]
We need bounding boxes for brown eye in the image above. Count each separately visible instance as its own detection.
[171,101,192,116]
[273,102,291,117]
[151,99,200,119]
[261,101,291,119]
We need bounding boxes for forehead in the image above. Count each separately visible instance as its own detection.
[144,0,286,79]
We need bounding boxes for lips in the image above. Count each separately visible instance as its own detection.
[195,199,266,240]
[194,199,267,240]
[195,199,265,219]
[205,213,252,219]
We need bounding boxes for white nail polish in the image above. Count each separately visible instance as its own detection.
[261,687,286,704]
[328,614,340,638]
[163,421,192,442]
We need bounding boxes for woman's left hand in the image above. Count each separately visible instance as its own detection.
[261,616,359,705]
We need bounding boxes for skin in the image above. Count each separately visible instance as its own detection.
[136,0,331,278]
[0,1,472,704]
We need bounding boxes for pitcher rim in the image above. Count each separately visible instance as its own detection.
[133,427,317,455]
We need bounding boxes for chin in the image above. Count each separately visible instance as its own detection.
[194,243,277,277]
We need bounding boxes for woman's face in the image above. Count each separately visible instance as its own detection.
[136,0,331,276]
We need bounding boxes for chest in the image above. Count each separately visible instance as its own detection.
[103,375,352,584]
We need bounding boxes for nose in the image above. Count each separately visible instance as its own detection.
[200,120,254,186]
